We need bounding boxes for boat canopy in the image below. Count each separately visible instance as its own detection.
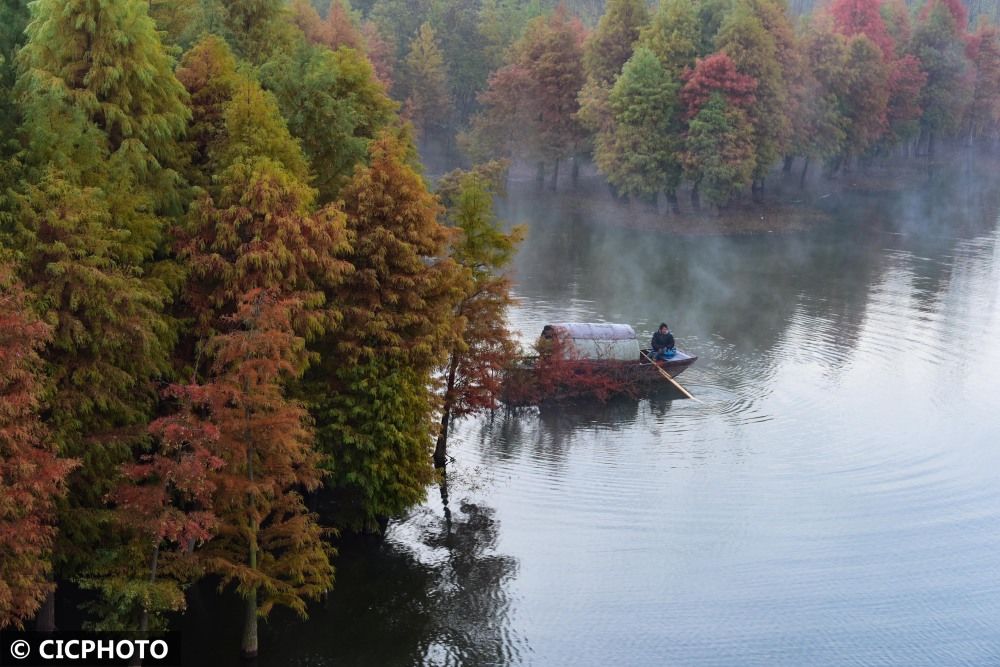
[543,322,640,361]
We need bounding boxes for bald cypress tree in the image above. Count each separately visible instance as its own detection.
[307,131,466,533]
[716,0,789,193]
[640,0,700,77]
[12,0,189,627]
[175,68,348,657]
[0,264,75,630]
[578,0,649,137]
[595,47,683,207]
[402,23,453,138]
[19,0,190,211]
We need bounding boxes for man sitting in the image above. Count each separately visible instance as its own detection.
[650,323,676,361]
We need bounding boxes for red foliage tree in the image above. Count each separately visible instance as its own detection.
[829,0,896,56]
[196,291,332,659]
[680,52,758,120]
[964,21,1000,138]
[0,264,75,629]
[361,21,395,89]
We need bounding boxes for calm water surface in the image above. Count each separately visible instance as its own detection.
[189,171,1000,666]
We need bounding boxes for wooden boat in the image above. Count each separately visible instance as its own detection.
[502,323,698,405]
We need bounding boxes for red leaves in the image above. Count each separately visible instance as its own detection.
[829,0,896,57]
[681,52,758,120]
[0,264,75,629]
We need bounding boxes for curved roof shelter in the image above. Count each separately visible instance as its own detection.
[543,322,640,360]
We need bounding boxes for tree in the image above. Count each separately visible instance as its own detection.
[401,23,453,137]
[841,34,890,158]
[306,131,465,533]
[19,0,190,211]
[466,6,587,189]
[520,6,588,189]
[325,0,365,51]
[79,387,222,632]
[584,0,650,86]
[716,0,790,189]
[260,41,396,202]
[361,21,396,89]
[176,35,241,189]
[964,20,1000,140]
[912,0,973,152]
[177,85,348,655]
[829,0,895,55]
[11,170,175,627]
[291,0,335,47]
[0,0,29,150]
[640,0,700,76]
[680,52,758,119]
[682,92,756,207]
[463,63,537,161]
[433,166,525,466]
[427,0,494,122]
[478,0,542,74]
[791,16,849,181]
[595,47,684,206]
[197,291,333,659]
[0,264,75,630]
[221,0,297,64]
[578,0,648,138]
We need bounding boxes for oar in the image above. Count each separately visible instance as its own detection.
[641,350,700,402]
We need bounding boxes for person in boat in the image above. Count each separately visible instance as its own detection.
[650,323,676,361]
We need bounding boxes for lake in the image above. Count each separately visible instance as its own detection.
[187,164,1000,666]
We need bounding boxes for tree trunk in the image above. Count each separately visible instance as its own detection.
[434,354,459,468]
[571,155,580,186]
[536,162,544,189]
[666,189,680,214]
[241,391,259,660]
[783,156,794,173]
[799,156,810,189]
[241,589,258,659]
[35,588,56,632]
[928,130,936,158]
[550,158,560,191]
[691,183,701,211]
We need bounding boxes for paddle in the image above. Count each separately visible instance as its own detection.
[640,350,700,402]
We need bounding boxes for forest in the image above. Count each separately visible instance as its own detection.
[0,0,998,659]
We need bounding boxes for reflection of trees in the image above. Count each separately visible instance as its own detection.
[180,480,521,667]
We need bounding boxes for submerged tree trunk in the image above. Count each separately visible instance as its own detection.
[799,156,810,189]
[241,399,259,660]
[434,354,459,468]
[130,544,160,666]
[550,158,560,191]
[691,182,701,211]
[783,156,794,173]
[35,588,56,632]
[666,189,680,214]
[241,588,258,659]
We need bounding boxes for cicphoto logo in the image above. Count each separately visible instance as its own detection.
[0,632,181,666]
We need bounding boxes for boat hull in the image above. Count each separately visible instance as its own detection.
[502,350,698,406]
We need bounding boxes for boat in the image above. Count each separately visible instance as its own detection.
[502,322,698,405]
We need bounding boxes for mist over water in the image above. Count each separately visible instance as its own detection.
[186,165,1000,666]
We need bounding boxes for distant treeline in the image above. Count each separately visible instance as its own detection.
[0,0,522,658]
[289,0,1000,208]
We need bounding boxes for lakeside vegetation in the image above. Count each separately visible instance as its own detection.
[0,0,521,656]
